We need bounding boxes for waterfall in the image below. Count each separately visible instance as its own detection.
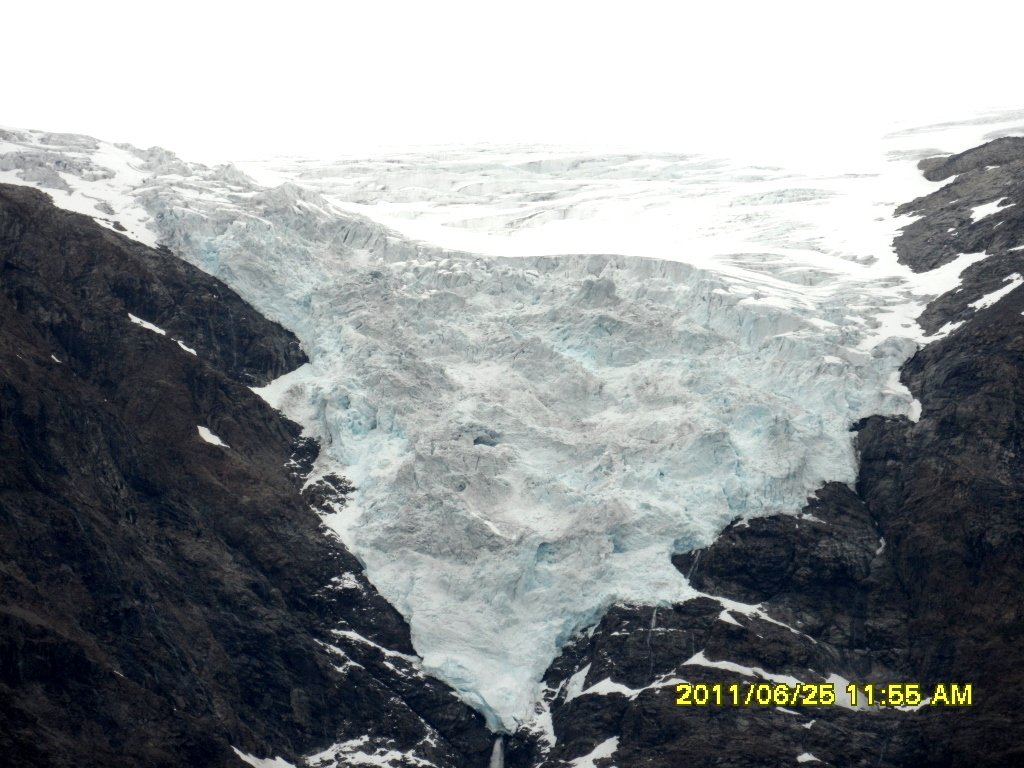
[489,736,504,768]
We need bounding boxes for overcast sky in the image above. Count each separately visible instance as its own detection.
[5,1,1022,164]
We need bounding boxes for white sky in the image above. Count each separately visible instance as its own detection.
[4,1,1023,164]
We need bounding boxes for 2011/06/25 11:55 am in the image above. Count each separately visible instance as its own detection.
[675,682,973,708]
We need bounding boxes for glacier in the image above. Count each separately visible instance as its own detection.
[2,113,1022,731]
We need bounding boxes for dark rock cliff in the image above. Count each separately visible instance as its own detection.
[515,139,1024,767]
[0,184,494,767]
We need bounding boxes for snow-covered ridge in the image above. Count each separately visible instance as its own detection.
[2,114,1021,732]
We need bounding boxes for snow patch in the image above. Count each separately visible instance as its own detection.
[969,197,1012,222]
[719,609,742,626]
[231,747,297,768]
[316,640,365,675]
[928,320,965,340]
[330,628,420,664]
[574,673,688,702]
[569,737,619,768]
[197,426,228,448]
[522,689,558,747]
[969,273,1023,310]
[823,673,868,711]
[908,251,989,298]
[683,649,803,689]
[563,664,592,704]
[329,573,364,591]
[128,312,166,335]
[583,677,637,698]
[708,596,818,643]
[306,737,438,768]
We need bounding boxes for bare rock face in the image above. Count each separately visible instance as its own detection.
[0,184,494,768]
[518,139,1024,767]
[896,136,1024,333]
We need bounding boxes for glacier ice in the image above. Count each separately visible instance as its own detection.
[143,197,911,730]
[1,116,1020,731]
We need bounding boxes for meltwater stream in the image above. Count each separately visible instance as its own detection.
[489,737,504,768]
[2,114,1019,733]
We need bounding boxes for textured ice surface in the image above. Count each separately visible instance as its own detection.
[2,113,1022,730]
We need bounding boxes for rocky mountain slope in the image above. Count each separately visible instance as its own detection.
[0,183,495,767]
[512,140,1024,767]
